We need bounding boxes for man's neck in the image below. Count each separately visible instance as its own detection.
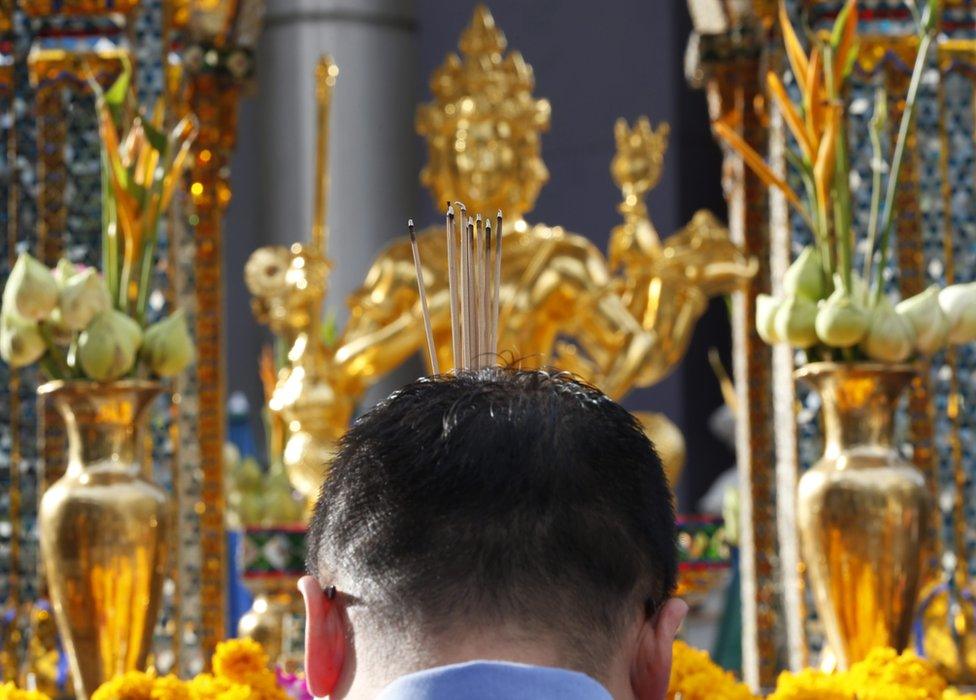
[347,628,630,699]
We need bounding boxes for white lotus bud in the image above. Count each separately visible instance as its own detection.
[783,246,825,300]
[0,311,45,368]
[861,298,916,363]
[141,309,194,377]
[77,310,142,381]
[896,286,950,355]
[815,289,870,348]
[3,253,58,321]
[755,294,783,344]
[938,283,976,345]
[774,295,819,349]
[56,268,111,331]
[53,258,80,287]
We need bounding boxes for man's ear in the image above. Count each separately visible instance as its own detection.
[630,598,688,700]
[299,575,347,697]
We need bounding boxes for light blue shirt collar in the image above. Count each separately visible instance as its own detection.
[375,660,613,699]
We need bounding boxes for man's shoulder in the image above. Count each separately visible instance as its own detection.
[376,661,613,700]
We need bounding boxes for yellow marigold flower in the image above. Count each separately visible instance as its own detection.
[92,671,155,700]
[241,675,289,700]
[151,675,191,700]
[0,682,52,700]
[943,690,976,700]
[188,674,255,700]
[768,646,975,700]
[768,667,851,700]
[212,638,270,685]
[667,640,758,700]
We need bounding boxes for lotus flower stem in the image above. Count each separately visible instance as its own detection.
[38,353,64,381]
[135,218,160,324]
[100,152,120,304]
[872,26,934,304]
[37,323,71,378]
[863,88,887,285]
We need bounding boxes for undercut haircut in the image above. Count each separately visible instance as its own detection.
[306,367,677,673]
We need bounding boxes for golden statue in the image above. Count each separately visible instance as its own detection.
[246,6,755,502]
[245,57,353,501]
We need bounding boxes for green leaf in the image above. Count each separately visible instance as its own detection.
[784,147,812,178]
[104,56,132,124]
[830,0,853,50]
[842,39,860,78]
[141,117,169,158]
[923,0,940,32]
[127,177,147,208]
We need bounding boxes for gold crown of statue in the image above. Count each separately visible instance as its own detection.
[416,5,551,217]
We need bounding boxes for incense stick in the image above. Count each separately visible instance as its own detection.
[460,219,472,369]
[446,205,461,370]
[485,222,493,361]
[474,215,484,368]
[408,202,503,374]
[468,221,478,368]
[408,220,440,374]
[493,211,503,359]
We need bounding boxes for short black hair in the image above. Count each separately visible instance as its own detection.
[306,368,676,671]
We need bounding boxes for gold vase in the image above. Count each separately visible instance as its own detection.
[37,381,170,699]
[796,362,931,669]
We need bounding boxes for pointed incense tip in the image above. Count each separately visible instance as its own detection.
[476,214,482,221]
[447,205,455,217]
[408,219,416,241]
[497,210,502,219]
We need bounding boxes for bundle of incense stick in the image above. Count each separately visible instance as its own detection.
[408,203,502,373]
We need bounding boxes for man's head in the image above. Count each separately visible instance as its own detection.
[301,368,686,699]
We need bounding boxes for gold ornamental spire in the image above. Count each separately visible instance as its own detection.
[416,5,551,221]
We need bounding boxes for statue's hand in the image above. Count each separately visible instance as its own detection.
[661,210,757,297]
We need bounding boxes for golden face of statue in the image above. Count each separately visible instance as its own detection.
[417,5,550,220]
[422,103,548,219]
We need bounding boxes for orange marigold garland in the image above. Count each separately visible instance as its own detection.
[7,637,976,699]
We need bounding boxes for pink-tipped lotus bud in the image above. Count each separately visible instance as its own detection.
[141,309,194,377]
[3,253,58,322]
[861,298,916,362]
[896,286,950,356]
[938,283,976,345]
[774,295,819,349]
[815,289,870,348]
[782,246,825,301]
[77,310,142,381]
[755,294,784,345]
[56,268,111,331]
[0,311,45,368]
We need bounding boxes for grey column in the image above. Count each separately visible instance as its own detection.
[225,0,419,417]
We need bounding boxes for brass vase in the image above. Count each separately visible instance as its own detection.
[796,362,931,669]
[37,381,170,699]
